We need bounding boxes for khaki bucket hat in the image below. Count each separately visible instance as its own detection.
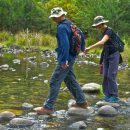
[92,16,109,27]
[49,7,67,18]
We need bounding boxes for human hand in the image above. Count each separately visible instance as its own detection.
[84,47,91,54]
[61,61,69,69]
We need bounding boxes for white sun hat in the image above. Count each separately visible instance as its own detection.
[49,7,67,18]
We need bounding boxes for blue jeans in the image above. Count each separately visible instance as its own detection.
[43,58,86,110]
[103,51,119,97]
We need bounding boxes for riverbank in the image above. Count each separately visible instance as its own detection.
[0,31,129,65]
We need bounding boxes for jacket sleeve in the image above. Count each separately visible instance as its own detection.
[57,25,70,65]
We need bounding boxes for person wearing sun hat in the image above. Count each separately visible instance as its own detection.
[35,7,88,115]
[85,15,121,103]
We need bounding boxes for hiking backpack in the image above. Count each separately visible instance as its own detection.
[109,28,125,52]
[63,20,83,56]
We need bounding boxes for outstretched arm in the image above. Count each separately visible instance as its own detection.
[84,34,109,53]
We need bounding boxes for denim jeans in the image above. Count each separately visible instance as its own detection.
[103,51,119,97]
[44,58,86,110]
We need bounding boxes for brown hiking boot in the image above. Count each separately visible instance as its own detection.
[70,102,89,109]
[34,107,54,115]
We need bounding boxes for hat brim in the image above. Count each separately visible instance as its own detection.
[92,20,109,27]
[49,11,67,18]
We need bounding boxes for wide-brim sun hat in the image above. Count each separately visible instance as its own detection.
[49,7,67,18]
[92,16,109,27]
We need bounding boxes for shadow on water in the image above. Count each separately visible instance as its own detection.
[0,51,130,130]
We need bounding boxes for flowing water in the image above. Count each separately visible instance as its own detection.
[0,50,130,130]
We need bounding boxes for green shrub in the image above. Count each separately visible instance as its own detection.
[0,31,15,47]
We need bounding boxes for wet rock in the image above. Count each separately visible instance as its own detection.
[0,124,6,130]
[97,128,105,130]
[9,118,34,128]
[13,59,21,64]
[0,111,15,121]
[78,60,89,65]
[27,112,37,119]
[44,80,49,84]
[98,105,118,117]
[82,83,100,93]
[40,62,49,68]
[0,64,9,70]
[26,56,36,61]
[22,103,33,110]
[68,99,76,108]
[68,107,94,117]
[123,108,130,116]
[9,44,22,50]
[52,110,67,119]
[96,101,120,108]
[68,121,87,129]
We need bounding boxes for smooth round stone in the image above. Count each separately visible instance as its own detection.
[68,99,76,108]
[68,121,87,129]
[96,101,120,108]
[9,118,34,128]
[0,111,15,121]
[68,107,94,117]
[0,125,6,130]
[82,83,100,92]
[22,103,33,110]
[98,105,118,117]
[40,62,49,68]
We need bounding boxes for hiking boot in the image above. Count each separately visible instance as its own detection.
[108,96,119,103]
[70,102,89,109]
[35,107,54,115]
[102,96,111,102]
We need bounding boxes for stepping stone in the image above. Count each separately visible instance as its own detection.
[0,124,6,130]
[22,102,33,110]
[68,121,87,129]
[9,118,34,128]
[98,105,118,117]
[82,83,100,93]
[0,111,15,121]
[96,101,120,108]
[68,107,94,117]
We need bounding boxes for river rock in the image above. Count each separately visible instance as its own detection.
[52,110,67,119]
[82,83,100,93]
[0,125,6,130]
[13,59,21,64]
[9,44,21,50]
[22,102,33,110]
[68,107,94,117]
[96,101,120,108]
[98,105,118,117]
[9,118,34,128]
[127,97,130,105]
[40,62,49,68]
[0,64,9,70]
[0,111,15,121]
[68,121,87,129]
[68,99,76,108]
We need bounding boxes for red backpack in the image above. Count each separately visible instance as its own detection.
[63,20,83,56]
